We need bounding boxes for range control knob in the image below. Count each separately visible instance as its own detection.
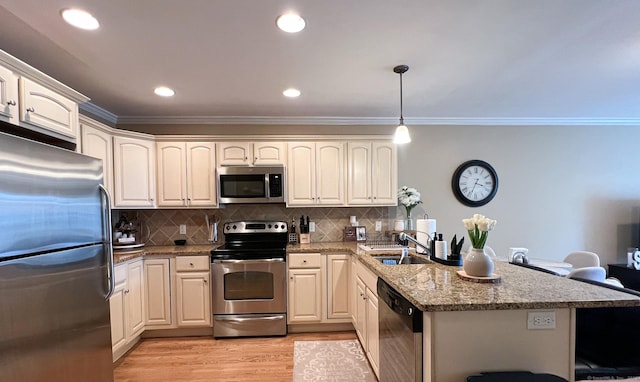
[407,307,413,316]
[280,224,285,229]
[268,224,272,228]
[232,225,237,230]
[225,225,230,231]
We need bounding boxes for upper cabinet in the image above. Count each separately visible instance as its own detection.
[0,64,18,125]
[0,50,88,143]
[287,142,345,206]
[347,142,397,205]
[218,141,286,166]
[80,116,114,206]
[113,135,156,208]
[156,141,216,207]
[19,78,78,139]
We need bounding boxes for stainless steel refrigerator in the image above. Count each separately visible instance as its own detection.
[0,131,115,381]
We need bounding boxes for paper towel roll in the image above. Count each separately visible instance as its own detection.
[416,219,436,254]
[435,240,448,259]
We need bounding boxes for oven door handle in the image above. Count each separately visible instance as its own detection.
[215,315,285,322]
[213,258,285,264]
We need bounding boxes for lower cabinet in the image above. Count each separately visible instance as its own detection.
[288,252,351,324]
[144,258,171,326]
[175,255,211,327]
[110,258,145,361]
[353,258,380,378]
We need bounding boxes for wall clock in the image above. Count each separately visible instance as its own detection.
[451,160,499,207]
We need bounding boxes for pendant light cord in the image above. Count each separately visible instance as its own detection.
[399,72,404,125]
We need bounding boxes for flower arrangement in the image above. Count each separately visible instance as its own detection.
[462,214,497,249]
[397,186,422,218]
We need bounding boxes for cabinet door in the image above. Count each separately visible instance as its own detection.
[288,268,322,322]
[186,142,216,207]
[144,259,171,326]
[113,136,156,207]
[0,64,18,125]
[253,142,286,165]
[316,142,345,205]
[327,254,350,320]
[347,142,372,204]
[19,77,78,139]
[126,260,145,338]
[80,121,114,205]
[366,288,380,377]
[176,271,211,327]
[109,278,127,355]
[287,142,316,206]
[218,142,250,165]
[355,276,367,345]
[372,142,396,205]
[156,142,187,207]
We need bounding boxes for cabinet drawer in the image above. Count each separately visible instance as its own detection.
[176,256,210,271]
[289,253,322,268]
[114,263,127,284]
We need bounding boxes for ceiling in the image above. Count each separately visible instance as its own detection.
[1,0,640,126]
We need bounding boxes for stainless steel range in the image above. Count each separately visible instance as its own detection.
[210,221,288,338]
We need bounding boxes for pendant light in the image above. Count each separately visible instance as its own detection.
[393,64,411,144]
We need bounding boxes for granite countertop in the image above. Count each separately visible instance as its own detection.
[287,242,640,312]
[113,244,219,264]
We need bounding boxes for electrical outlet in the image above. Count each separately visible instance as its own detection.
[179,224,186,235]
[375,221,382,231]
[309,221,316,232]
[527,311,556,330]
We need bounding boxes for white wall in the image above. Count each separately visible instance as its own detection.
[395,124,640,265]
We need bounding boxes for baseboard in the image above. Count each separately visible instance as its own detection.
[141,327,213,338]
[288,322,355,333]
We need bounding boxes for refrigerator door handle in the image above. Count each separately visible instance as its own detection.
[99,185,115,299]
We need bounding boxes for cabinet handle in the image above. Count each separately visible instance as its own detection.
[125,289,130,294]
[190,262,194,266]
[203,279,207,284]
[244,156,248,161]
[6,100,16,106]
[26,107,35,113]
[290,276,294,280]
[303,260,307,263]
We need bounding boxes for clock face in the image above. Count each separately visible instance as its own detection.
[452,160,498,207]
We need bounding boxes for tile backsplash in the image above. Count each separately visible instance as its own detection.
[116,205,391,246]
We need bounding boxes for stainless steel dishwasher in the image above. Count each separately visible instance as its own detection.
[377,278,423,382]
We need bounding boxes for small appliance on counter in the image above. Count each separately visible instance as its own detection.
[112,212,147,250]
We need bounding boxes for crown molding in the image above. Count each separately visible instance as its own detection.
[79,103,119,126]
[116,115,640,126]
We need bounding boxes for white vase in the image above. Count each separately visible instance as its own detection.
[463,248,494,277]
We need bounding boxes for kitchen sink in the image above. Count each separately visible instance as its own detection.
[372,255,431,265]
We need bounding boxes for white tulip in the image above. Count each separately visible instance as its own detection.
[462,218,475,231]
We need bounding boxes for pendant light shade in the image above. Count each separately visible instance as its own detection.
[393,64,411,144]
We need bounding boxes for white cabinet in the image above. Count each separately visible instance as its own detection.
[218,141,286,166]
[287,142,344,206]
[175,256,211,327]
[110,259,145,362]
[113,135,156,207]
[326,254,350,320]
[0,52,87,142]
[288,252,351,324]
[156,141,216,207]
[0,64,18,125]
[353,258,380,378]
[80,117,114,205]
[288,253,323,323]
[19,77,78,139]
[347,141,397,205]
[144,258,171,327]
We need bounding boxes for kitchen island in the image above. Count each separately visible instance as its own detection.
[289,242,640,382]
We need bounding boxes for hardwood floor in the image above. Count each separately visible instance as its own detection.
[114,331,357,382]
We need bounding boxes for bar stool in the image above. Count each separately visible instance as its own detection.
[467,371,568,381]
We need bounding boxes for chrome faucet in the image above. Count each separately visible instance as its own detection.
[398,232,433,260]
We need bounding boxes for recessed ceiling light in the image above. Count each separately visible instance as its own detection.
[276,13,306,33]
[154,86,175,97]
[61,9,99,30]
[283,88,301,98]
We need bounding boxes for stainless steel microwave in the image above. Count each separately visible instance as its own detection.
[217,166,286,204]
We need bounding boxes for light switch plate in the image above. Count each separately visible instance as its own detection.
[375,221,382,231]
[309,221,315,232]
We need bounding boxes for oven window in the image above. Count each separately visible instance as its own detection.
[224,271,274,300]
[220,175,266,198]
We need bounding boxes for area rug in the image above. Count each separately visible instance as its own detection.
[293,340,377,381]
